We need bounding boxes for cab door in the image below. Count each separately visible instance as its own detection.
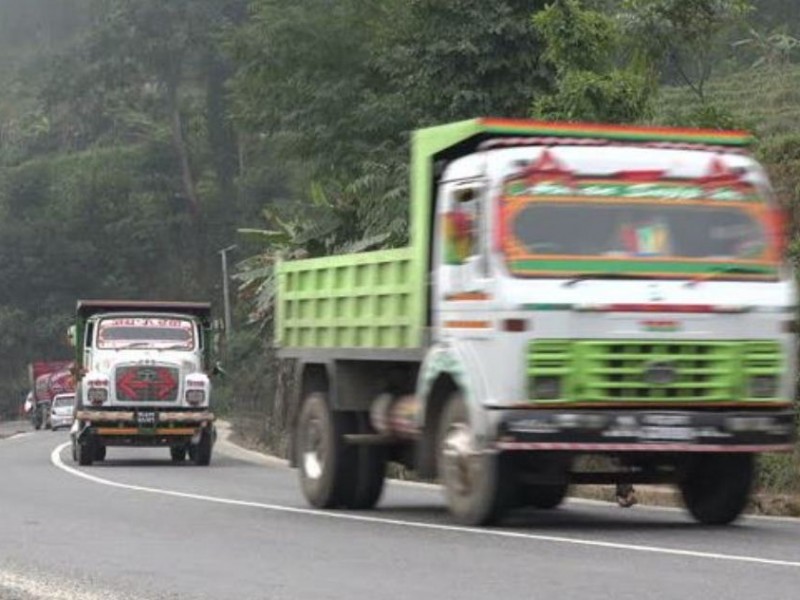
[434,179,494,337]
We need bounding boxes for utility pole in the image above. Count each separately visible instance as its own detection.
[219,244,237,340]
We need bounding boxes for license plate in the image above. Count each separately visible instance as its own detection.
[137,412,157,427]
[639,426,696,442]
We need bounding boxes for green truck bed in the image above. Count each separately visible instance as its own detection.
[277,247,420,349]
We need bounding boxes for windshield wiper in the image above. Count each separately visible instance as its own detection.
[117,342,153,349]
[562,273,659,287]
[685,265,773,287]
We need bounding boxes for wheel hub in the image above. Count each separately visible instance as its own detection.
[441,423,475,495]
[302,417,325,480]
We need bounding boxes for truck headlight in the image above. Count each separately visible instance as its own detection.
[87,388,108,405]
[530,376,561,400]
[186,390,206,406]
[748,375,778,398]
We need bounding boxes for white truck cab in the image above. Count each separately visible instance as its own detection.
[71,301,216,466]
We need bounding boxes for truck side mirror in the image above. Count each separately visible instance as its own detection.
[66,325,77,348]
[211,362,227,378]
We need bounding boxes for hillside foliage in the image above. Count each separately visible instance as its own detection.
[1,1,799,492]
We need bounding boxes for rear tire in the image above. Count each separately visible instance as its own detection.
[171,446,188,462]
[521,483,569,510]
[296,393,353,508]
[338,413,386,510]
[679,453,754,525]
[437,393,510,526]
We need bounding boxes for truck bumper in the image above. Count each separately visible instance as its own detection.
[494,408,796,453]
[75,410,215,447]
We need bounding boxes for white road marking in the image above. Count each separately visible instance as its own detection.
[51,443,800,569]
[2,432,34,441]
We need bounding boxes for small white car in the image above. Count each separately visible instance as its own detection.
[50,393,75,431]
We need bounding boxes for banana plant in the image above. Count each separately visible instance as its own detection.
[234,187,388,328]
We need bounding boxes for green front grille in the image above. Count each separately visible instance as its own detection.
[527,340,782,403]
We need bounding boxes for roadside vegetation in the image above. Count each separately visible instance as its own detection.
[0,0,798,499]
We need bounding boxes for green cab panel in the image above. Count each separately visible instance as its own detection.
[527,339,783,403]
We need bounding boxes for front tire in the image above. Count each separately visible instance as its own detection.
[93,443,106,462]
[77,436,94,466]
[192,428,213,466]
[679,453,754,525]
[437,393,510,526]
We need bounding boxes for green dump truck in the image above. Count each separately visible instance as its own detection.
[277,118,796,525]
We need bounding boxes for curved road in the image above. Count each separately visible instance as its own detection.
[1,426,799,599]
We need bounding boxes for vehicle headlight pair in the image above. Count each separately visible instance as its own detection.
[87,388,108,405]
[748,375,778,398]
[185,390,206,406]
[529,376,561,401]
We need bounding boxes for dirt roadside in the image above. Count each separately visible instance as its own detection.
[0,419,29,440]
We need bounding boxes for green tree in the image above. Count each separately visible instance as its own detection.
[531,0,653,122]
[621,0,753,100]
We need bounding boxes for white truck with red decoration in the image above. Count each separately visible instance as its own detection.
[69,301,216,466]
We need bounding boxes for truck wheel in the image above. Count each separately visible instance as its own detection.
[679,453,754,525]
[338,413,386,510]
[192,428,213,466]
[170,446,187,462]
[437,393,510,526]
[520,483,569,510]
[93,444,106,462]
[297,393,353,508]
[77,437,94,466]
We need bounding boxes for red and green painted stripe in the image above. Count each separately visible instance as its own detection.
[480,118,753,147]
[508,258,777,277]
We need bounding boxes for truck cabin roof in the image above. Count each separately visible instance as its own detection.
[409,117,754,279]
[76,300,212,327]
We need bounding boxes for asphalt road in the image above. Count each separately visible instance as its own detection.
[1,427,799,600]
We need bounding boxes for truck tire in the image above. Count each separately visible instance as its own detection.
[338,413,386,510]
[93,444,106,462]
[170,445,188,462]
[297,393,354,509]
[520,483,569,510]
[679,453,754,525]
[77,437,94,466]
[192,428,213,466]
[437,393,510,526]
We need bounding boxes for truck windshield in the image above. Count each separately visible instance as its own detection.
[97,318,195,350]
[501,168,779,281]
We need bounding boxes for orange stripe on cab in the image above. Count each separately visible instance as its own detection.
[445,292,491,301]
[443,320,492,329]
